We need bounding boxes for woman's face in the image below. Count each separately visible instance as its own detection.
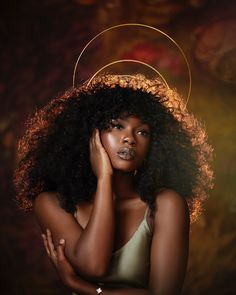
[100,115,151,172]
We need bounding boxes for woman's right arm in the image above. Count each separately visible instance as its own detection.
[34,129,115,278]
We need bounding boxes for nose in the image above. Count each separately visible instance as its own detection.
[122,134,136,146]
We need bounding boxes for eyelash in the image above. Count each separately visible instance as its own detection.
[110,123,150,136]
[111,123,123,129]
[139,130,150,137]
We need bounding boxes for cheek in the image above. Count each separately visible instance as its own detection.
[100,132,118,156]
[139,140,150,159]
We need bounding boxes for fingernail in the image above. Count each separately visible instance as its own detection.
[59,239,65,244]
[41,233,45,239]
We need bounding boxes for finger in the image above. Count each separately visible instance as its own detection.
[95,129,101,144]
[41,233,50,256]
[89,137,92,153]
[89,133,95,157]
[57,239,66,261]
[95,129,104,150]
[92,129,97,146]
[90,129,96,149]
[56,239,75,274]
[46,228,57,258]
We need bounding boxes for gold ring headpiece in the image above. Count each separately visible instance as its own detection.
[73,23,192,106]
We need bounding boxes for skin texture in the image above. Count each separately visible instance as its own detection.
[100,116,151,174]
[42,191,189,295]
[36,116,190,295]
[14,75,214,294]
[34,130,115,277]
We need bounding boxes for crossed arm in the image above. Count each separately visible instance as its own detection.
[34,129,116,277]
[34,175,114,278]
[34,130,190,294]
[38,189,190,295]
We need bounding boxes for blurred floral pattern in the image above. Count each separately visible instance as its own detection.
[194,19,236,85]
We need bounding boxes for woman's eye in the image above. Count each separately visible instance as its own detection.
[111,123,123,130]
[138,130,150,137]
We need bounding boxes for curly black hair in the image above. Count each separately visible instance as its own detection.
[14,74,214,222]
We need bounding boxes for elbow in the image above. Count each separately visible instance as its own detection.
[88,266,109,279]
[73,258,110,279]
[71,244,111,278]
[82,265,109,279]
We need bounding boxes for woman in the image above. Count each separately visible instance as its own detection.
[14,74,213,295]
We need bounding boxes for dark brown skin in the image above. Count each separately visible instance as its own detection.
[35,116,190,295]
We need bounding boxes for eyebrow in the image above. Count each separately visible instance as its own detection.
[112,118,150,128]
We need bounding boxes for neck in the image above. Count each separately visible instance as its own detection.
[112,169,136,200]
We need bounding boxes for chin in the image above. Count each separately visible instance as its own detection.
[112,161,136,173]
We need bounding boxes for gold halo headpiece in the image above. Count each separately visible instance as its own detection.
[73,23,192,106]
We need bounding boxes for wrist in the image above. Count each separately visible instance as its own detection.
[69,277,98,295]
[97,174,113,182]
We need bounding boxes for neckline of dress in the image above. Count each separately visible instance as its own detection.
[74,205,150,255]
[112,207,149,255]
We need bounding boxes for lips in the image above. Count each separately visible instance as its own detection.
[117,147,136,160]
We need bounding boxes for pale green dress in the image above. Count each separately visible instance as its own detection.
[72,206,152,294]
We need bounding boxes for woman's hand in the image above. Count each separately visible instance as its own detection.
[42,229,77,286]
[41,229,101,295]
[41,229,151,295]
[89,128,113,179]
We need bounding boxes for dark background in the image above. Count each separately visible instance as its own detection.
[1,1,236,294]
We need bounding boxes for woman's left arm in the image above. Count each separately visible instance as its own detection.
[148,189,190,295]
[42,189,189,295]
[43,231,152,294]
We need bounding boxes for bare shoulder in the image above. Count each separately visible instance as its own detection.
[155,189,189,210]
[34,191,60,211]
[153,189,190,228]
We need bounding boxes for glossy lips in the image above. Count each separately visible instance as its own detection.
[117,147,136,160]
